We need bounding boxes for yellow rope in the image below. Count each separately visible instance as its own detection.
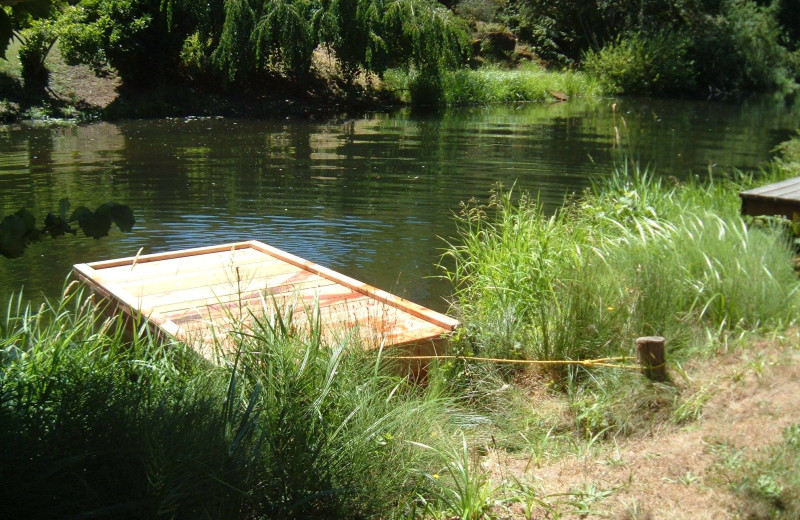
[383,354,650,370]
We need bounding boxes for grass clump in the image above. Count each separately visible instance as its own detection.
[0,286,467,519]
[440,156,800,436]
[384,62,606,106]
[443,167,800,365]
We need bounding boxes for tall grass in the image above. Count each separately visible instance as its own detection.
[0,286,467,519]
[442,165,800,368]
[384,62,606,106]
[440,161,800,439]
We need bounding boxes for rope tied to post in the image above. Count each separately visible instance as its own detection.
[384,354,644,370]
[386,336,668,379]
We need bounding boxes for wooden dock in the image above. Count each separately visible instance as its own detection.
[73,241,458,363]
[740,176,800,219]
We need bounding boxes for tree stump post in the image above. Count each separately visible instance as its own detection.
[636,336,667,381]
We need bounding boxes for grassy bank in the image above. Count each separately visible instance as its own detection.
[385,63,606,106]
[441,150,800,435]
[2,135,800,518]
[0,35,606,122]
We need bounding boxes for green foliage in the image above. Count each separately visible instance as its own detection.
[416,433,496,520]
[209,0,256,82]
[17,17,56,89]
[385,62,606,105]
[408,66,445,106]
[0,199,135,259]
[691,0,799,96]
[583,31,696,96]
[497,0,799,97]
[57,0,154,81]
[0,287,463,519]
[382,0,470,71]
[322,0,388,81]
[0,7,13,60]
[499,0,686,66]
[0,0,52,59]
[774,131,800,177]
[258,0,319,78]
[51,0,467,88]
[441,165,800,378]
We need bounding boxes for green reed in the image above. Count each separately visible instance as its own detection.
[442,164,800,369]
[0,285,465,519]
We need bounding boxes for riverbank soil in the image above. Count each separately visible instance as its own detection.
[488,333,800,519]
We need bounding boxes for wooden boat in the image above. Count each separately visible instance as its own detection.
[73,240,458,369]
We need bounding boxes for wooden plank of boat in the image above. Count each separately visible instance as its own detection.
[73,240,459,361]
[740,176,800,219]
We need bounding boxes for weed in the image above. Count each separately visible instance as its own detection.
[557,482,617,516]
[506,476,556,519]
[673,384,716,424]
[725,423,800,518]
[414,433,498,520]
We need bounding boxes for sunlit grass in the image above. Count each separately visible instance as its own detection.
[384,62,607,105]
[430,158,800,454]
[442,165,800,369]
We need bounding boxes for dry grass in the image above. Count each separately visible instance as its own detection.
[481,331,800,519]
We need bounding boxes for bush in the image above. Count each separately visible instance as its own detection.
[690,0,799,96]
[583,30,696,96]
[409,67,446,107]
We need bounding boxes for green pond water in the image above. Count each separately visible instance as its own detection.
[1,97,798,312]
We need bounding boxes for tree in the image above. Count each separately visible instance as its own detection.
[0,0,51,60]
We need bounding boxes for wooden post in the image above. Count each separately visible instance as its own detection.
[636,336,667,381]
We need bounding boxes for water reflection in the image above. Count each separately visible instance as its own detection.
[1,98,798,311]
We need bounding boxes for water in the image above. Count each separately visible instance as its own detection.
[1,97,798,312]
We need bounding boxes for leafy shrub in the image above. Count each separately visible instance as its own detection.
[57,0,158,83]
[583,30,696,96]
[500,0,689,67]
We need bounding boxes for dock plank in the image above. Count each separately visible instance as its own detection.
[740,176,800,218]
[124,261,306,301]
